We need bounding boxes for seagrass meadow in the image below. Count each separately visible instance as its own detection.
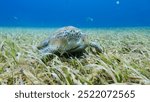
[0,27,150,85]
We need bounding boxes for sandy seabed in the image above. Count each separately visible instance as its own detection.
[0,27,150,85]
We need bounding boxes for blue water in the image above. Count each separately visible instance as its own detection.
[0,0,150,27]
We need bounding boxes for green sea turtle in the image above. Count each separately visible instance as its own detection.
[37,26,103,56]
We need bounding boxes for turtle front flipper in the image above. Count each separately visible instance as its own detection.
[37,39,49,50]
[39,45,58,54]
[39,45,59,62]
[89,42,103,53]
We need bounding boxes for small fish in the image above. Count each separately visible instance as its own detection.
[116,0,120,5]
[13,16,18,20]
[86,17,94,22]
